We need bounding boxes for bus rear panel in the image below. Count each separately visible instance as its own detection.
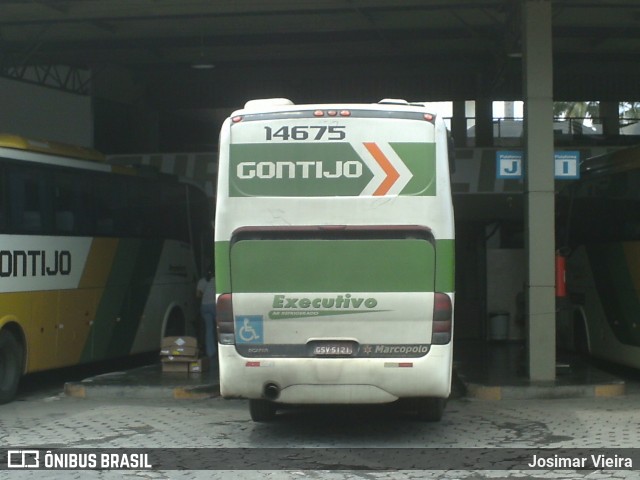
[215,99,454,420]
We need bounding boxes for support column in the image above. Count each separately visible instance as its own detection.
[522,0,555,381]
[475,99,494,147]
[600,101,620,137]
[452,100,468,148]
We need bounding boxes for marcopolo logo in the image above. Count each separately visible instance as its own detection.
[359,344,430,358]
[269,294,384,320]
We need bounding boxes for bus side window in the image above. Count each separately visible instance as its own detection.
[53,172,78,235]
[93,175,127,236]
[162,183,189,242]
[7,168,51,234]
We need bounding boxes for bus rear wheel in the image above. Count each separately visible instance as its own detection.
[0,330,23,404]
[249,399,277,422]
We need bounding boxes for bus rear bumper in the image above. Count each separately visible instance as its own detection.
[218,344,452,404]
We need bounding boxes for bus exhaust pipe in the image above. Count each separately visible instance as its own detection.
[263,383,280,400]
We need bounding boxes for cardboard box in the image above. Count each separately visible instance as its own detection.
[161,360,190,373]
[160,345,199,357]
[161,352,200,373]
[161,355,210,375]
[189,356,210,373]
[161,336,198,349]
[163,355,199,363]
[160,336,199,357]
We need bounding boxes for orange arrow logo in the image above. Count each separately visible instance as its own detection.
[363,142,400,196]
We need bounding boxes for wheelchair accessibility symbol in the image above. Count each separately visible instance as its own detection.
[235,316,264,344]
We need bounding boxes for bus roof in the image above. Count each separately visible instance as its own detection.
[236,98,439,117]
[0,133,105,163]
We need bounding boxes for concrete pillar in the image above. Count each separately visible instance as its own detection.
[452,101,468,147]
[522,0,556,381]
[475,99,494,147]
[600,101,620,137]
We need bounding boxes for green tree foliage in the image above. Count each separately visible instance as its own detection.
[620,102,640,119]
[553,101,599,119]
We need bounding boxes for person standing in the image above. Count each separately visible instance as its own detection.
[196,266,217,363]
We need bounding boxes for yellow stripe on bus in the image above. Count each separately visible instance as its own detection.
[79,238,119,288]
[1,239,120,373]
[0,133,105,162]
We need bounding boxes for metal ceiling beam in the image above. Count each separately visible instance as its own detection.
[0,63,91,94]
[0,2,504,26]
[0,25,501,55]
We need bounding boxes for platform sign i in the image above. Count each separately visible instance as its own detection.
[554,151,580,180]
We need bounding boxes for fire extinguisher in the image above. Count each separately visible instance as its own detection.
[555,251,567,298]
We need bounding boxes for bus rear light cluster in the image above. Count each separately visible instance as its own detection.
[216,293,236,345]
[432,293,452,345]
[313,110,351,117]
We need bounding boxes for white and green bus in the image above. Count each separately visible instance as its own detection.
[0,134,211,403]
[557,145,640,369]
[215,99,455,421]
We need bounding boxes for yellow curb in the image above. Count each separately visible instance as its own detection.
[64,384,86,398]
[595,383,625,397]
[467,384,502,401]
[172,387,213,400]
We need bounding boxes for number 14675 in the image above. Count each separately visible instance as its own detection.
[264,126,346,141]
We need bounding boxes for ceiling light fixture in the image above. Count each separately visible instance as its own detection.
[191,63,215,69]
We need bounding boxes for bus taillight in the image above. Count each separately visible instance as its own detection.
[432,293,452,345]
[216,293,235,345]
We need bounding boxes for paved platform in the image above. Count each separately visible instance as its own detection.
[454,340,625,400]
[64,341,625,401]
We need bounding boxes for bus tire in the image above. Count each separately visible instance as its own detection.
[415,397,446,422]
[0,330,23,404]
[249,399,277,422]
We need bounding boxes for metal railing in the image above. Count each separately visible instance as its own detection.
[443,116,640,146]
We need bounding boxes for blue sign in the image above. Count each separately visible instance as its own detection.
[496,151,523,179]
[554,151,580,179]
[496,150,580,180]
[235,315,264,344]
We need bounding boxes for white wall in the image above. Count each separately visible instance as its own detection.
[0,77,93,147]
